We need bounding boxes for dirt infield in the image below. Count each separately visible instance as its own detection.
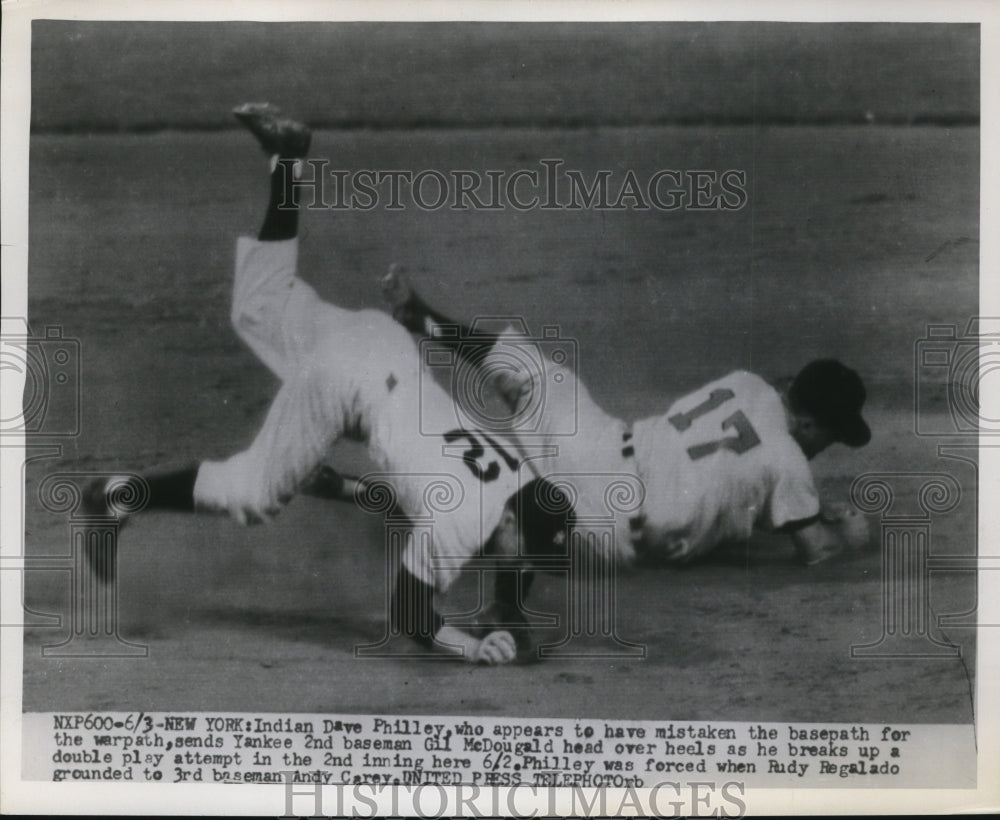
[20,122,978,723]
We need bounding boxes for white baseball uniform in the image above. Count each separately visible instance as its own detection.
[630,370,820,560]
[193,237,521,590]
[484,327,640,562]
[486,330,819,562]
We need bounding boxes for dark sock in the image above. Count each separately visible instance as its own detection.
[394,293,443,335]
[141,465,199,512]
[449,330,500,371]
[300,465,347,499]
[419,301,464,331]
[257,159,300,241]
[403,299,498,366]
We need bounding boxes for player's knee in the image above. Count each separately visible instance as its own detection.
[229,302,257,341]
[229,294,283,338]
[358,309,420,363]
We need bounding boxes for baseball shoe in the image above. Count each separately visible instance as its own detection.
[81,477,129,583]
[232,102,312,158]
[381,264,429,334]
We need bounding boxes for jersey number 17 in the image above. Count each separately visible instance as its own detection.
[667,388,761,461]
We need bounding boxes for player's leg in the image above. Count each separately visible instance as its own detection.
[381,266,547,443]
[380,265,534,410]
[383,268,586,436]
[229,103,321,379]
[88,352,350,517]
[380,264,478,337]
[84,467,199,518]
[384,271,638,568]
[81,465,199,582]
[192,352,354,525]
[382,264,508,377]
[231,104,385,500]
[82,347,355,587]
[80,105,315,580]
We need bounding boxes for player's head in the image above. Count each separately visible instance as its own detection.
[787,359,870,459]
[488,478,574,560]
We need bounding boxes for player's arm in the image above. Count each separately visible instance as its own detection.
[392,566,516,665]
[782,502,871,566]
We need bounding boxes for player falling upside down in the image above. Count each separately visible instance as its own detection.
[83,103,573,665]
[381,269,873,567]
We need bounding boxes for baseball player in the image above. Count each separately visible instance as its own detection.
[382,268,873,568]
[83,104,571,665]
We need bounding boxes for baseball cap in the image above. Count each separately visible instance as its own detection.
[788,359,871,447]
[516,478,575,557]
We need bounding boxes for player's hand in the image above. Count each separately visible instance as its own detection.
[820,501,852,523]
[470,630,517,665]
[834,508,871,552]
[820,502,870,552]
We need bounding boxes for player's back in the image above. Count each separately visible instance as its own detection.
[631,370,819,560]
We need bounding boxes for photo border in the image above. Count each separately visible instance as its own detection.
[2,0,997,814]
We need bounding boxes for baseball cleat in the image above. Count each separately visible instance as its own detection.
[381,264,428,334]
[232,102,312,158]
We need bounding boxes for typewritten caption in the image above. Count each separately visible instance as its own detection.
[23,713,974,788]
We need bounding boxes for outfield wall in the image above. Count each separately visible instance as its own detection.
[30,21,978,132]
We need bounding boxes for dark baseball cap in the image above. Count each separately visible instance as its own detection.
[788,359,871,447]
[516,478,575,558]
